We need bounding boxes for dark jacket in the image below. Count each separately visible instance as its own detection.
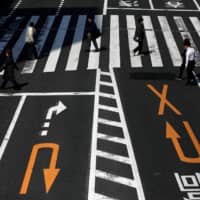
[134,22,145,41]
[1,56,19,80]
[86,21,100,39]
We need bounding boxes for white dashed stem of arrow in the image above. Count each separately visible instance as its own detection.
[41,101,67,136]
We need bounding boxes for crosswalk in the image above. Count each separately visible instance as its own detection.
[0,14,200,73]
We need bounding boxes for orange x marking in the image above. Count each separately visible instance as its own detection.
[147,84,182,115]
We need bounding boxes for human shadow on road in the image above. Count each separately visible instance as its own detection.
[129,72,176,80]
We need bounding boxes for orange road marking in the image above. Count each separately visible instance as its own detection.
[19,143,60,195]
[147,84,182,115]
[183,121,200,156]
[166,121,200,163]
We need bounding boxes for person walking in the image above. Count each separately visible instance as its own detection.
[86,16,101,52]
[184,38,196,85]
[133,16,145,56]
[25,22,38,60]
[0,49,20,90]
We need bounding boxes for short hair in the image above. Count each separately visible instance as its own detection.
[30,22,34,27]
[184,38,191,46]
[138,16,143,22]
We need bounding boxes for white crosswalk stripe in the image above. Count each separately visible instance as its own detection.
[109,15,120,68]
[13,16,40,62]
[143,16,163,67]
[43,15,70,72]
[1,14,200,74]
[174,16,200,66]
[126,15,142,68]
[22,16,56,73]
[65,15,87,71]
[87,15,103,70]
[158,16,182,67]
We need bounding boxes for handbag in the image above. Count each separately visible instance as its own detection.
[94,29,101,39]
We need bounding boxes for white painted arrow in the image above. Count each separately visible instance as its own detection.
[41,101,67,136]
[46,101,67,120]
[166,1,183,8]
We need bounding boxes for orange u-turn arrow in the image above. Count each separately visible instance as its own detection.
[166,121,200,163]
[19,143,60,195]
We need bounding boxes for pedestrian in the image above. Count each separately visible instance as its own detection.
[25,22,38,60]
[133,16,145,56]
[176,44,187,80]
[184,38,196,85]
[0,49,20,90]
[86,16,101,52]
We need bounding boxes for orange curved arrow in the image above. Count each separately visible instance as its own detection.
[19,143,60,195]
[166,121,200,163]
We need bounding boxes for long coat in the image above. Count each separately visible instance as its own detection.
[86,21,99,39]
[1,56,19,81]
[134,22,145,41]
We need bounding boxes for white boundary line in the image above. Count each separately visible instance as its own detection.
[7,0,23,18]
[0,92,95,97]
[148,0,154,9]
[103,0,108,15]
[192,0,200,10]
[56,0,65,16]
[107,7,200,12]
[0,95,26,160]
[110,67,146,200]
[88,69,100,200]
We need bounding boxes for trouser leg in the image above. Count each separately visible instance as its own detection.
[92,38,98,50]
[187,62,195,83]
[178,64,185,78]
[33,44,38,59]
[138,40,143,54]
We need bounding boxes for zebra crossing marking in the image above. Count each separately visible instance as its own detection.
[109,15,120,68]
[87,15,103,70]
[174,16,200,66]
[97,132,126,144]
[126,15,143,68]
[65,15,87,71]
[96,170,136,188]
[143,16,163,67]
[0,16,24,54]
[1,14,200,74]
[13,16,39,61]
[43,16,71,72]
[88,69,146,200]
[158,16,182,67]
[22,16,56,73]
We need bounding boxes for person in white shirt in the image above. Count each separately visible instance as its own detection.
[184,38,196,85]
[25,22,38,60]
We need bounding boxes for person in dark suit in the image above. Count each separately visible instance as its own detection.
[133,16,145,56]
[0,49,20,90]
[86,16,101,52]
[177,46,187,80]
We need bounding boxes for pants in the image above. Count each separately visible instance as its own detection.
[26,42,38,59]
[186,60,195,83]
[133,40,143,54]
[1,79,19,89]
[178,64,185,78]
[87,37,99,50]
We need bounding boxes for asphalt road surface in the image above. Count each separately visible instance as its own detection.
[0,0,200,200]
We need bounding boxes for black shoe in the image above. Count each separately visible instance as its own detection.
[94,48,100,52]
